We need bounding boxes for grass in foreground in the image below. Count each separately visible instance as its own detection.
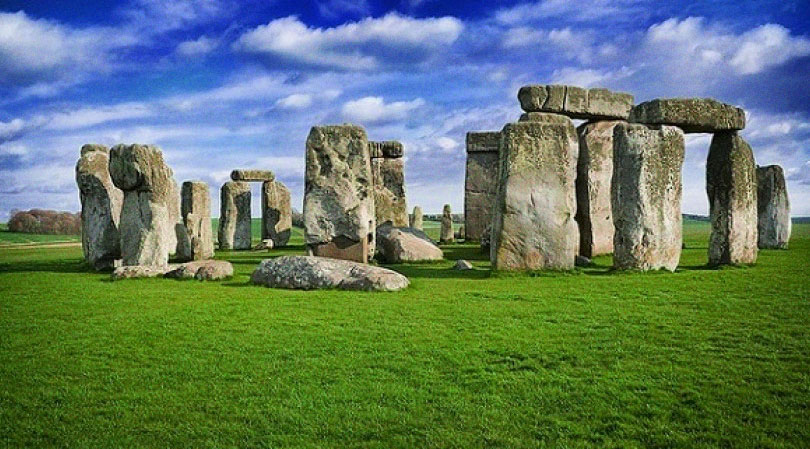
[0,222,808,448]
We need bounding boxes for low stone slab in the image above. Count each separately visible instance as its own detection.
[251,256,409,291]
[518,85,633,120]
[757,165,791,249]
[368,141,403,159]
[231,169,275,182]
[376,225,443,263]
[112,260,233,281]
[629,98,745,133]
[111,265,167,280]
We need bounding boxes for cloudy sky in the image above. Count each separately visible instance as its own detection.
[1,0,809,218]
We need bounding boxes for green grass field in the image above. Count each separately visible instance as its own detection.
[1,220,808,448]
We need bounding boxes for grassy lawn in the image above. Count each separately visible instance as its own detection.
[0,220,808,448]
[0,223,80,246]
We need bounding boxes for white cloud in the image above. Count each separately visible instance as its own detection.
[730,24,810,75]
[341,96,425,123]
[275,93,313,110]
[176,35,218,57]
[436,136,458,152]
[234,13,463,71]
[495,0,642,25]
[119,0,225,33]
[47,102,152,131]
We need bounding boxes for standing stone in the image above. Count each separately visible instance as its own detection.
[304,125,375,263]
[108,144,180,267]
[218,181,251,250]
[372,155,408,227]
[576,121,621,258]
[490,112,579,270]
[76,144,123,270]
[440,204,454,243]
[464,131,500,241]
[707,132,758,265]
[612,124,685,271]
[410,206,423,230]
[757,165,791,249]
[261,180,292,247]
[180,181,214,260]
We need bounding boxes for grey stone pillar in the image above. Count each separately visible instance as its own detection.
[76,144,123,270]
[464,131,500,242]
[180,181,214,260]
[218,181,251,250]
[757,165,791,249]
[261,180,292,247]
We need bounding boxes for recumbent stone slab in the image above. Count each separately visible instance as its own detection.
[230,169,275,182]
[218,181,251,250]
[518,85,634,120]
[629,98,745,133]
[375,224,443,263]
[76,144,123,270]
[757,165,791,249]
[251,256,409,291]
[464,131,500,241]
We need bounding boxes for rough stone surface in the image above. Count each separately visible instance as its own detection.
[410,206,423,230]
[180,181,214,260]
[707,132,758,265]
[440,204,454,243]
[261,180,292,247]
[76,144,123,270]
[757,165,791,249]
[376,224,443,263]
[251,256,409,291]
[491,113,579,270]
[109,144,180,267]
[576,121,621,258]
[230,169,274,182]
[165,260,233,280]
[518,85,633,120]
[368,141,404,159]
[254,239,274,250]
[453,259,473,270]
[464,131,500,241]
[612,124,685,271]
[372,157,408,227]
[218,181,251,250]
[304,125,375,263]
[629,98,745,133]
[481,224,491,253]
[111,265,167,280]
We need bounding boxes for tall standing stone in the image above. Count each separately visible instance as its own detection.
[304,125,375,263]
[576,121,621,258]
[109,144,180,267]
[706,132,758,265]
[261,180,292,247]
[218,181,251,250]
[490,113,579,270]
[76,144,123,270]
[410,206,423,230]
[757,165,791,249]
[464,131,500,241]
[612,124,685,271]
[440,204,454,243]
[180,181,214,260]
[370,142,408,227]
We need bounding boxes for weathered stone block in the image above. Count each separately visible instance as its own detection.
[629,98,745,133]
[373,157,408,227]
[757,165,791,249]
[251,256,409,291]
[410,205,423,230]
[464,131,500,241]
[376,224,443,263]
[440,204,454,243]
[612,124,685,271]
[76,144,123,270]
[180,181,214,260]
[261,180,292,247]
[230,169,274,182]
[490,113,579,270]
[218,181,251,250]
[368,140,403,159]
[518,85,633,120]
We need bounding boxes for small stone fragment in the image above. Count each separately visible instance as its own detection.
[453,259,473,270]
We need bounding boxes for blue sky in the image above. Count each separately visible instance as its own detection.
[1,0,809,218]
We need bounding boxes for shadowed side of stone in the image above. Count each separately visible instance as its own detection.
[251,256,409,291]
[464,131,500,242]
[756,165,791,249]
[76,144,123,270]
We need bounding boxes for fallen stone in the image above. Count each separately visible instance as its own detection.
[612,124,685,271]
[409,205,424,230]
[440,204,454,243]
[261,180,292,247]
[165,260,233,280]
[518,85,633,120]
[180,181,214,260]
[111,265,168,280]
[372,156,408,227]
[453,259,473,270]
[376,225,443,263]
[574,255,593,267]
[230,169,274,182]
[707,132,758,265]
[251,256,409,291]
[629,98,745,133]
[464,131,500,241]
[757,165,791,249]
[254,239,274,250]
[368,140,404,159]
[76,144,123,270]
[218,181,251,250]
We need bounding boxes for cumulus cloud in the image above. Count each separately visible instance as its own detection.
[176,35,218,57]
[234,13,463,71]
[275,93,314,110]
[341,96,425,123]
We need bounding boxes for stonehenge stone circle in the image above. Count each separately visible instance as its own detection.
[518,85,634,120]
[370,141,408,227]
[218,181,251,250]
[76,144,123,270]
[231,169,275,182]
[575,121,621,258]
[376,224,443,263]
[108,144,181,267]
[440,204,454,243]
[261,180,292,247]
[304,125,375,263]
[757,165,791,249]
[410,205,423,230]
[629,98,745,133]
[251,256,409,291]
[706,132,758,265]
[464,131,500,241]
[490,112,579,270]
[180,181,214,260]
[612,124,685,271]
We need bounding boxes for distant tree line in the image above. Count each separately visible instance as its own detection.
[7,209,81,235]
[421,213,464,224]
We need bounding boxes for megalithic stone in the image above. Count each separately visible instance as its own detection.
[410,205,423,230]
[757,165,791,249]
[304,125,375,263]
[612,124,685,271]
[108,144,180,267]
[576,121,622,258]
[707,132,758,265]
[261,179,292,247]
[464,131,500,241]
[372,156,408,227]
[181,181,214,260]
[76,144,123,270]
[440,204,454,243]
[490,112,579,270]
[218,181,251,250]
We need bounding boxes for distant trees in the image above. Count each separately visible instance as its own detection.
[7,209,81,235]
[291,208,304,228]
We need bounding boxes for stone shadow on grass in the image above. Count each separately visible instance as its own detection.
[0,259,97,274]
